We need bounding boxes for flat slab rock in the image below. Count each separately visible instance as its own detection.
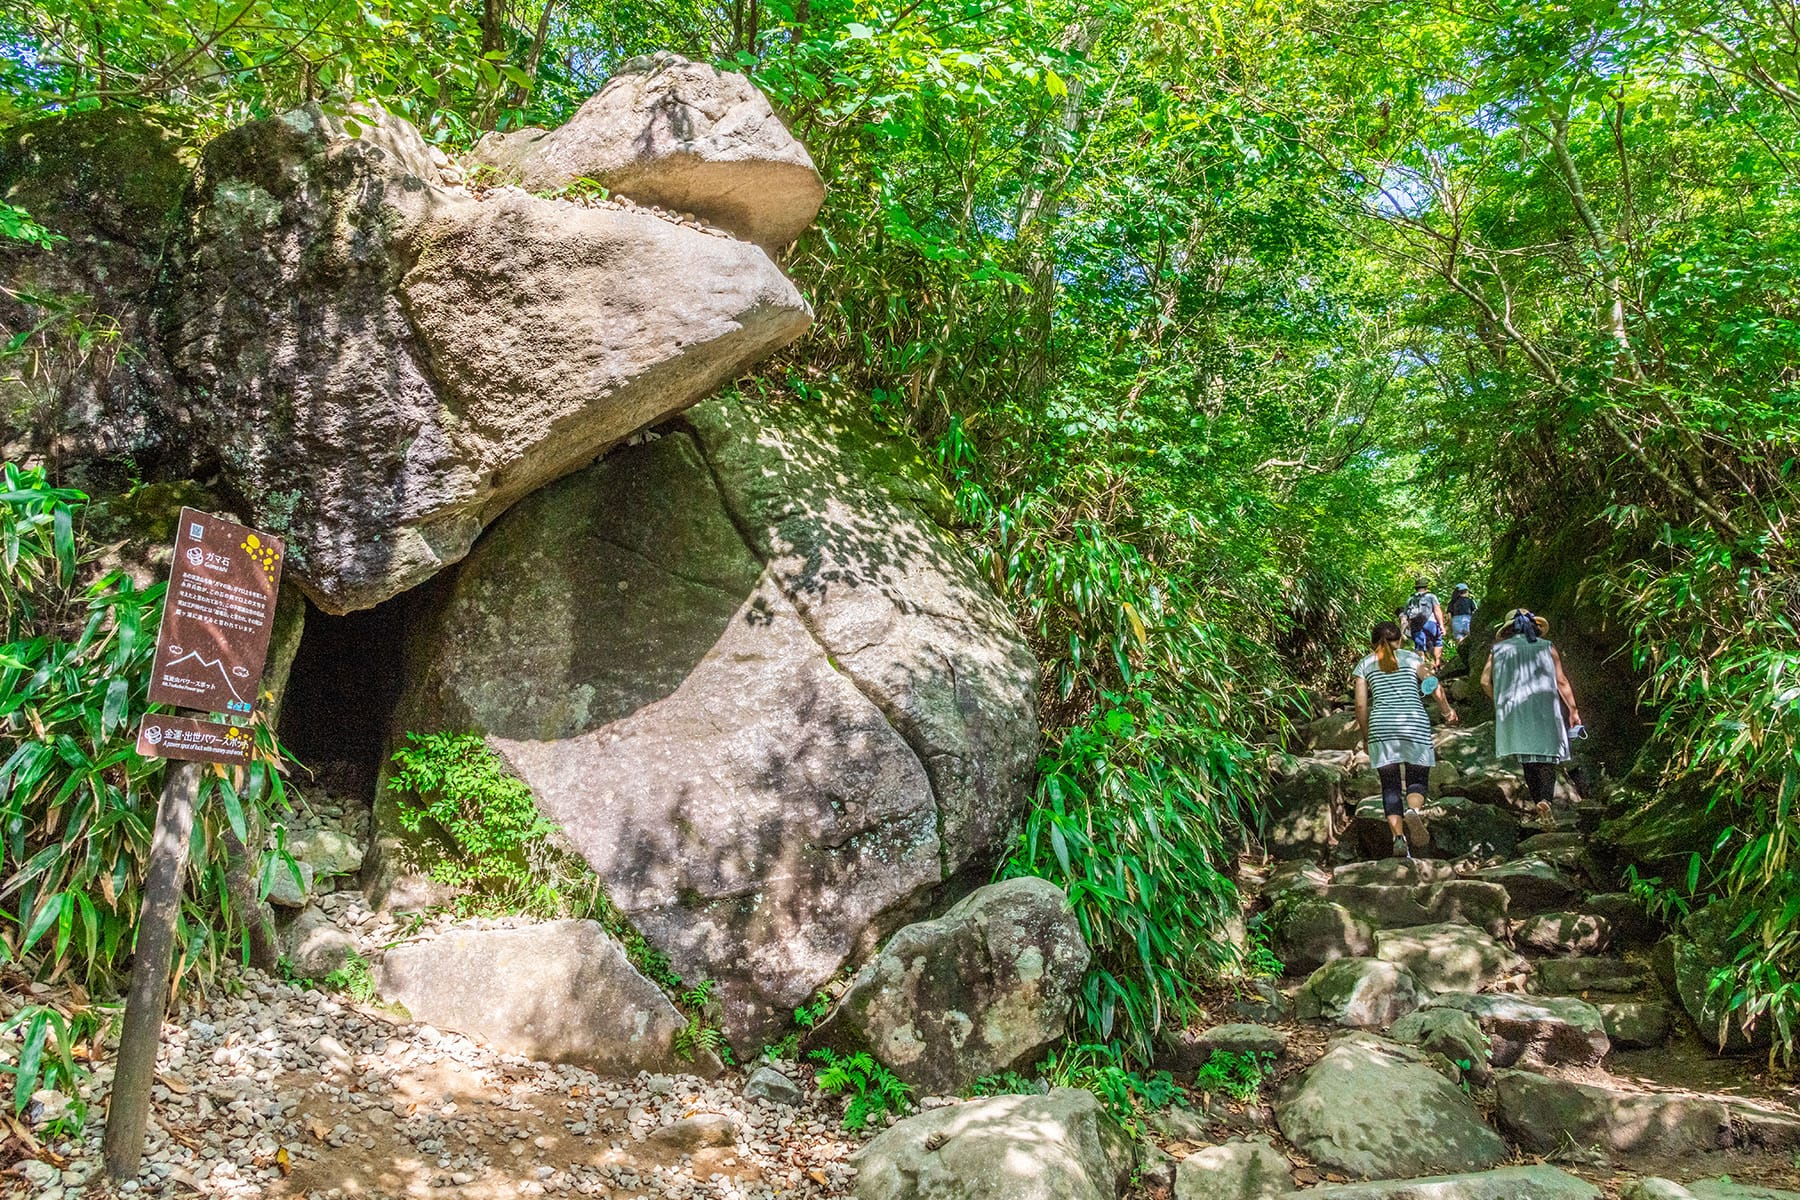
[1287,1165,1599,1199]
[851,1088,1135,1200]
[1175,1138,1292,1200]
[1425,992,1610,1067]
[375,919,715,1077]
[1494,1069,1732,1157]
[1375,922,1527,994]
[1532,956,1647,995]
[1275,1033,1507,1180]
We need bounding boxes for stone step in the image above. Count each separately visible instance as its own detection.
[1284,1165,1599,1199]
[1629,1181,1800,1200]
[1531,956,1647,996]
[1375,923,1527,994]
[1516,911,1613,957]
[1425,993,1610,1067]
[1597,1001,1671,1048]
[1495,1069,1733,1157]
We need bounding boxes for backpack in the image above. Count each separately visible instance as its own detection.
[1404,592,1433,632]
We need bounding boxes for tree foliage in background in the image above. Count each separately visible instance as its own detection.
[25,0,1800,1065]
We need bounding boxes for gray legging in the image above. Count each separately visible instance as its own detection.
[1377,762,1429,817]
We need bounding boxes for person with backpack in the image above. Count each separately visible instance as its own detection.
[1448,584,1478,644]
[1353,620,1459,857]
[1402,580,1447,669]
[1482,608,1584,815]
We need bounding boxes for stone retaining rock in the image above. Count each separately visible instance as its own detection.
[851,1088,1135,1200]
[276,906,356,979]
[1162,1024,1289,1074]
[1671,902,1771,1052]
[813,878,1088,1095]
[1375,923,1527,994]
[1174,1139,1292,1200]
[1286,1165,1599,1199]
[1274,1033,1506,1180]
[470,53,824,252]
[1494,1070,1731,1157]
[1296,959,1425,1029]
[1598,1001,1672,1049]
[374,920,713,1077]
[1425,993,1609,1067]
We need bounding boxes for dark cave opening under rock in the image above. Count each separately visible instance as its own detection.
[278,592,415,801]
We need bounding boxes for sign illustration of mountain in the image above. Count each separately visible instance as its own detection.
[147,508,286,715]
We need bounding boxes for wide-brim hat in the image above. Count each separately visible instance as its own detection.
[1497,608,1550,635]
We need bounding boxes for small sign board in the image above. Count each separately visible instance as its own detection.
[135,714,256,765]
[147,508,285,716]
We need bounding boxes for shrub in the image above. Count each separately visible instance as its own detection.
[1192,1049,1274,1102]
[809,1047,912,1131]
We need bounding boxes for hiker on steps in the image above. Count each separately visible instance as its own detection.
[1353,620,1459,858]
[1482,608,1584,817]
[1402,580,1448,670]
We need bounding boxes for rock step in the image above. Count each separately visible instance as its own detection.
[1285,1165,1599,1199]
[1496,1070,1733,1157]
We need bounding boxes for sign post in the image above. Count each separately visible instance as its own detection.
[101,509,284,1182]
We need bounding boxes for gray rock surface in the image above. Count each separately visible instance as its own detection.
[374,920,713,1077]
[276,906,356,979]
[1472,859,1581,915]
[1375,923,1527,994]
[379,396,1038,1052]
[1274,1033,1507,1180]
[1425,992,1610,1067]
[1287,1166,1599,1199]
[1163,1024,1289,1075]
[1598,1001,1672,1048]
[1688,1182,1800,1200]
[266,858,314,908]
[851,1088,1135,1200]
[744,1066,803,1106]
[814,878,1089,1095]
[1303,711,1362,752]
[1268,897,1375,975]
[1296,959,1424,1029]
[1174,1139,1292,1200]
[287,827,365,879]
[171,104,811,612]
[471,53,823,251]
[1532,957,1645,995]
[1388,1008,1493,1084]
[1493,1069,1732,1157]
[1517,912,1612,957]
[1353,795,1521,861]
[1671,902,1770,1051]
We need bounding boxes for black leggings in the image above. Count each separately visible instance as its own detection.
[1523,761,1558,806]
[1377,763,1429,818]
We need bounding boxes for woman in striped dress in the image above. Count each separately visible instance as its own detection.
[1354,621,1460,857]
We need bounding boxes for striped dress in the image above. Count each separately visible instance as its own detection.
[1354,649,1436,768]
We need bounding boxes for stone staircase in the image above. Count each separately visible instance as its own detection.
[1153,712,1800,1199]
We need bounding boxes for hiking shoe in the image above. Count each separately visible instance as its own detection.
[1403,808,1430,850]
[1392,834,1410,858]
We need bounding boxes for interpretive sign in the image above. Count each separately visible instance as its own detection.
[146,508,285,715]
[134,714,256,766]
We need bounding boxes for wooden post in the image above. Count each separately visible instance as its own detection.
[101,758,203,1181]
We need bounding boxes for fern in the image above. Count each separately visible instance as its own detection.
[809,1048,913,1131]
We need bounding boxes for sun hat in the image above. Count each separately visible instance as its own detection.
[1414,578,1429,589]
[1496,608,1550,636]
[1454,583,1469,592]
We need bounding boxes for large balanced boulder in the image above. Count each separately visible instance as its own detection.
[471,53,823,252]
[1274,1033,1507,1180]
[374,919,712,1076]
[813,878,1088,1096]
[1425,992,1610,1067]
[1494,1070,1732,1157]
[852,1089,1135,1200]
[1296,959,1424,1029]
[169,103,811,613]
[378,396,1038,1052]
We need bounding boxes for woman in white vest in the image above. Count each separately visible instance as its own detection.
[1482,608,1585,813]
